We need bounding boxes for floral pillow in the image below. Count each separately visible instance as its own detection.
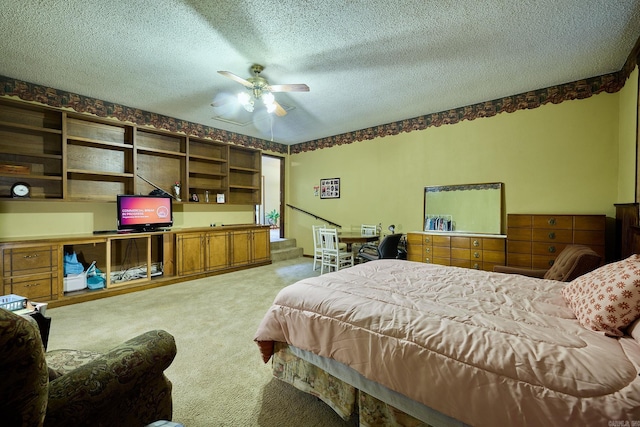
[561,254,640,336]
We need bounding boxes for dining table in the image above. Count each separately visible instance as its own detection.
[337,231,380,252]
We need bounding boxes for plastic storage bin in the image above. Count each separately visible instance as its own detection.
[0,294,27,311]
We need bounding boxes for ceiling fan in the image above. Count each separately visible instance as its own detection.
[217,64,309,117]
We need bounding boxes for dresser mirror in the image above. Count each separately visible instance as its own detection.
[423,182,503,234]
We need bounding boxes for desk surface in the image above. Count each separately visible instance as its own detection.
[338,232,380,242]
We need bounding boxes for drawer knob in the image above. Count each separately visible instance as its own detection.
[425,237,430,243]
[548,259,555,267]
[548,218,556,226]
[473,240,480,247]
[474,252,480,258]
[425,257,431,263]
[548,246,556,253]
[473,263,480,269]
[23,254,39,259]
[548,232,555,239]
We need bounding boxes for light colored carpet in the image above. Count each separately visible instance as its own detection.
[47,258,356,427]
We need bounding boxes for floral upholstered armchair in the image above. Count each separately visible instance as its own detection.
[0,307,177,427]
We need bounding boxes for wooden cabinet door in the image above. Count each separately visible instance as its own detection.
[176,233,205,275]
[230,230,252,266]
[206,231,230,271]
[252,228,270,263]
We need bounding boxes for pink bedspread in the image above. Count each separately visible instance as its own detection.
[254,259,640,426]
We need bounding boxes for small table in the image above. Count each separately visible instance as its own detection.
[15,301,51,350]
[338,232,380,252]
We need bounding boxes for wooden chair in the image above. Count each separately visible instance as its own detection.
[312,224,326,271]
[319,228,354,274]
[361,224,378,235]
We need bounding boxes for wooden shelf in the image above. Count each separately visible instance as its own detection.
[66,136,132,150]
[0,121,62,134]
[0,99,262,204]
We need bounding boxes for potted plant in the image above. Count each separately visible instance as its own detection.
[266,209,280,227]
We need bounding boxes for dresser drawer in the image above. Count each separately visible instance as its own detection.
[507,240,531,254]
[507,215,532,228]
[532,215,573,229]
[3,246,58,277]
[573,230,606,246]
[507,228,532,241]
[574,215,605,230]
[532,242,567,256]
[531,229,573,243]
[451,248,470,260]
[407,233,424,245]
[451,237,470,249]
[432,235,450,246]
[482,238,504,251]
[483,250,505,264]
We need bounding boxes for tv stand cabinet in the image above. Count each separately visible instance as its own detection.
[0,224,271,307]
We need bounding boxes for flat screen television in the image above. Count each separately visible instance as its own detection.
[116,194,173,232]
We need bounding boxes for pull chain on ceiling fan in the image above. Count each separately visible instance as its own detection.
[217,64,309,117]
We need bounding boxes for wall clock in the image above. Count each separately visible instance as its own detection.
[11,182,31,198]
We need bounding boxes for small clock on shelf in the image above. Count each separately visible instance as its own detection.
[11,182,31,198]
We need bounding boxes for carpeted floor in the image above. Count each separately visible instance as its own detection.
[47,257,357,427]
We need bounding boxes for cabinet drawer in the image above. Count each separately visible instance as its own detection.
[532,215,573,229]
[4,246,58,276]
[482,238,504,251]
[4,273,55,300]
[531,229,573,243]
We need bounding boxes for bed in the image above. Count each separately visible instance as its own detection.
[254,258,640,426]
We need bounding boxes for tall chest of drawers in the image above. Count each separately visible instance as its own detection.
[407,232,506,271]
[506,214,606,268]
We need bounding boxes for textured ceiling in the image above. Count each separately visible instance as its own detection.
[1,0,640,145]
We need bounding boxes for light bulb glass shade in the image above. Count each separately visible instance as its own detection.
[265,102,276,113]
[262,91,275,105]
[238,91,251,105]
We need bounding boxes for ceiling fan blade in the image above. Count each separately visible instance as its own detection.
[218,71,253,88]
[273,101,287,117]
[268,83,310,92]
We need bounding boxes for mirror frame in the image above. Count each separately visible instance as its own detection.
[423,182,504,235]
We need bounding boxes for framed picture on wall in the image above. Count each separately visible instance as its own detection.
[320,178,340,199]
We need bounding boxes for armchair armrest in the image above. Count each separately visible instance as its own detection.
[493,265,548,279]
[358,243,379,254]
[46,330,176,427]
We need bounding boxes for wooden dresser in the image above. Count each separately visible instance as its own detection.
[506,214,606,268]
[407,232,506,271]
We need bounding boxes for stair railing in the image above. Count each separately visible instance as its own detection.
[286,204,341,228]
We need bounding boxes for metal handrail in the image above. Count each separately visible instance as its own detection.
[286,204,341,228]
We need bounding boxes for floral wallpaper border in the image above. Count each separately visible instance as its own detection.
[1,42,638,155]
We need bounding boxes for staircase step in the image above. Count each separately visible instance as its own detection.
[270,238,303,261]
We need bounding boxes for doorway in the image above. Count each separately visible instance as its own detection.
[259,154,284,240]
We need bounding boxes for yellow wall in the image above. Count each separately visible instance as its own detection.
[0,200,254,238]
[287,78,637,256]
